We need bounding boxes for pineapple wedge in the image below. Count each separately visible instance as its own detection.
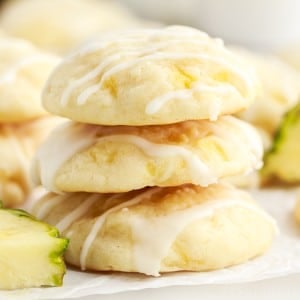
[0,205,68,290]
[262,102,300,184]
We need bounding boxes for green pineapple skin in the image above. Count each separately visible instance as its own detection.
[0,207,68,290]
[262,102,300,184]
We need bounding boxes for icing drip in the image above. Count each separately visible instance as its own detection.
[96,135,217,186]
[74,53,251,107]
[33,117,263,194]
[145,83,237,119]
[61,40,210,106]
[35,194,69,220]
[33,122,98,192]
[129,198,278,276]
[80,188,162,270]
[59,26,255,115]
[69,27,212,58]
[55,194,99,232]
[62,188,277,275]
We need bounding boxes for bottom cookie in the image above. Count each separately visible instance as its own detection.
[31,183,277,276]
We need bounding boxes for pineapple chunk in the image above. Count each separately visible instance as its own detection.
[0,206,68,290]
[262,102,300,184]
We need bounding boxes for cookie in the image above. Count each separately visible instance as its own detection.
[42,26,258,125]
[280,44,300,70]
[32,116,263,193]
[0,0,140,54]
[0,117,63,207]
[31,183,277,276]
[0,36,60,123]
[234,48,300,135]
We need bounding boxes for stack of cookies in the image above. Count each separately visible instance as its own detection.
[0,36,61,207]
[31,26,277,276]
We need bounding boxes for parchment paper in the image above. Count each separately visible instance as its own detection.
[2,188,300,300]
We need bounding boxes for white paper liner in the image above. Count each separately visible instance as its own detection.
[2,188,300,300]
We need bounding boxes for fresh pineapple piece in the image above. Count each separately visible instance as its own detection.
[0,207,68,290]
[262,102,300,184]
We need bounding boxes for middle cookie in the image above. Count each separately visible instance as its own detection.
[32,116,263,193]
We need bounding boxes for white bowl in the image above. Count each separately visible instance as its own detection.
[122,0,300,51]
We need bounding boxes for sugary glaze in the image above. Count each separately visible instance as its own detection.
[31,122,99,192]
[32,116,263,193]
[32,184,278,276]
[43,26,258,125]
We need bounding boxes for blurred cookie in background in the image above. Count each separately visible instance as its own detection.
[0,117,63,208]
[0,35,62,207]
[233,47,300,140]
[0,36,59,123]
[222,48,300,188]
[279,44,300,71]
[0,0,143,54]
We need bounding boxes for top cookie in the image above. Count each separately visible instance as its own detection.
[42,26,258,126]
[0,0,140,54]
[0,36,60,123]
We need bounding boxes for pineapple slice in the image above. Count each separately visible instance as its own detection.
[0,205,68,290]
[262,102,300,184]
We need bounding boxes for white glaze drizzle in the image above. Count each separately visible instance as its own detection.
[95,134,217,186]
[55,193,99,232]
[128,198,278,276]
[69,27,212,57]
[60,26,255,115]
[35,194,70,220]
[61,39,210,106]
[145,83,237,119]
[80,188,162,270]
[76,52,251,107]
[33,122,98,192]
[71,189,278,274]
[0,55,59,85]
[33,116,263,194]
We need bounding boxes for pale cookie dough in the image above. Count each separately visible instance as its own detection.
[0,0,140,54]
[42,26,258,125]
[31,183,277,276]
[0,36,60,123]
[234,47,300,136]
[32,116,263,193]
[0,117,63,207]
